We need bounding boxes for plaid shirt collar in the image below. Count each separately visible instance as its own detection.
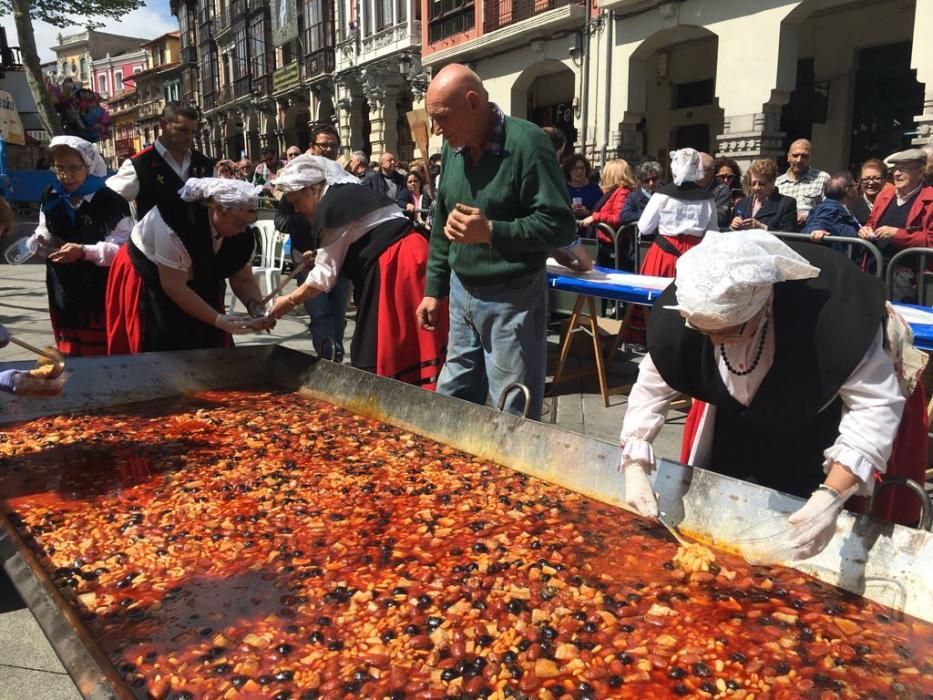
[453,102,506,157]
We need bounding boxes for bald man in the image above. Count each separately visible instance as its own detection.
[416,63,575,419]
[775,138,830,228]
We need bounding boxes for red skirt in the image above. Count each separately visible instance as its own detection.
[680,384,930,527]
[105,244,145,355]
[639,234,704,277]
[375,235,449,390]
[49,311,108,357]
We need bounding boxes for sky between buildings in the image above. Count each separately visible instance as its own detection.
[1,1,175,64]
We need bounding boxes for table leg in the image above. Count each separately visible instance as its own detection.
[586,296,610,407]
[550,295,586,394]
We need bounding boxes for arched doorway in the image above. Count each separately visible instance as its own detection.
[625,26,722,165]
[512,60,576,148]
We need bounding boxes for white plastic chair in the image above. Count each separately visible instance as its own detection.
[228,220,286,312]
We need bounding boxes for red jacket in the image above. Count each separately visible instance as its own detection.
[867,184,933,251]
[591,187,632,243]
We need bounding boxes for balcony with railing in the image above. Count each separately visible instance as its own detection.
[138,100,165,120]
[482,0,577,32]
[215,0,245,34]
[302,22,335,80]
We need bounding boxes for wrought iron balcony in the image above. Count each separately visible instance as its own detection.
[482,0,578,32]
[302,46,335,80]
[181,45,198,64]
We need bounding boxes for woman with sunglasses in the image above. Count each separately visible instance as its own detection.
[26,136,133,356]
[619,230,925,541]
[106,178,274,354]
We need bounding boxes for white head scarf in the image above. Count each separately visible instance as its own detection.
[177,177,262,209]
[48,135,108,178]
[666,230,820,330]
[670,148,704,186]
[274,154,359,193]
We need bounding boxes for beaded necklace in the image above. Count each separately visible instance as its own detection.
[720,312,770,376]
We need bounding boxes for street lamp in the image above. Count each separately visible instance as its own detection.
[398,52,429,99]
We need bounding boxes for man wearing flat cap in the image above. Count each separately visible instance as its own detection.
[858,148,933,298]
[617,230,928,558]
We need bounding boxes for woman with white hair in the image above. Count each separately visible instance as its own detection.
[269,155,448,388]
[105,177,274,353]
[619,230,926,552]
[637,148,718,277]
[27,136,133,356]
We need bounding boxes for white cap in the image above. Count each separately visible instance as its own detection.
[670,147,704,186]
[666,230,820,330]
[48,135,108,178]
[274,154,359,193]
[177,177,263,209]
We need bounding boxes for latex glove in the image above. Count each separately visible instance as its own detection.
[623,462,659,518]
[0,369,20,394]
[786,489,842,560]
[0,323,9,349]
[214,314,254,335]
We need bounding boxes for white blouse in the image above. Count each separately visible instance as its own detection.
[619,322,905,495]
[300,200,408,294]
[130,208,230,273]
[637,192,719,238]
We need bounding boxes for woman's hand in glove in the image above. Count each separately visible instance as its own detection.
[787,488,845,560]
[623,462,659,518]
[214,314,254,335]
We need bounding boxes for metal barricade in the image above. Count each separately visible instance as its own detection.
[886,247,933,305]
[770,231,884,278]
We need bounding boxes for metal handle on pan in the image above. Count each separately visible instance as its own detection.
[497,382,531,419]
[866,477,932,531]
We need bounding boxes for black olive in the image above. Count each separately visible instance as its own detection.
[417,594,433,608]
[231,675,249,688]
[620,624,635,633]
[381,630,397,643]
[700,682,717,694]
[730,652,747,663]
[308,631,324,644]
[507,599,525,614]
[213,663,233,675]
[327,640,344,651]
[541,625,558,640]
[577,681,594,694]
[672,684,689,696]
[616,652,632,664]
[668,667,687,679]
[273,692,292,700]
[427,616,443,630]
[258,675,275,685]
[607,674,623,688]
[276,643,293,655]
[726,680,741,690]
[119,663,136,674]
[316,616,332,626]
[274,670,294,682]
[404,624,420,635]
[776,661,791,675]
[582,621,597,634]
[693,662,712,677]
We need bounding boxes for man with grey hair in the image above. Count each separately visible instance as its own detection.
[775,138,830,227]
[348,151,369,178]
[620,160,662,227]
[921,143,933,186]
[803,172,861,249]
[698,152,731,230]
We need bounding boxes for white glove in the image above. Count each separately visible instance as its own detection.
[623,462,659,518]
[214,314,253,335]
[786,488,843,560]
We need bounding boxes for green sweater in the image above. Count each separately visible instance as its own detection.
[425,115,576,298]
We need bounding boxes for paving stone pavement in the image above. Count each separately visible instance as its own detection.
[0,254,686,697]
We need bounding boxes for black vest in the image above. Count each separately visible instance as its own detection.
[43,187,130,328]
[127,203,254,352]
[131,146,214,220]
[648,244,886,496]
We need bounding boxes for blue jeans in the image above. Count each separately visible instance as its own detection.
[297,271,350,361]
[435,269,547,420]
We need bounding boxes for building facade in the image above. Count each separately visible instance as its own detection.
[102,89,141,169]
[421,0,932,172]
[90,49,147,100]
[130,33,184,151]
[49,30,149,88]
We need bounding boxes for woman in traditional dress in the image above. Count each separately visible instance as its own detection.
[637,148,719,278]
[269,155,448,389]
[618,230,927,552]
[106,178,274,353]
[30,136,133,356]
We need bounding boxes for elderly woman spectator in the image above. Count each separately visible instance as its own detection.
[620,160,662,227]
[215,159,237,179]
[578,159,637,268]
[564,154,603,219]
[731,159,798,232]
[236,159,255,182]
[852,159,892,225]
[803,173,861,254]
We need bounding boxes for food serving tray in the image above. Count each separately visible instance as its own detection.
[1,347,931,699]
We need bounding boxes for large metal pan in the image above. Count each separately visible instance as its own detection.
[1,347,931,698]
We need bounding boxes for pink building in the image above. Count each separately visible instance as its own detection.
[90,48,147,99]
